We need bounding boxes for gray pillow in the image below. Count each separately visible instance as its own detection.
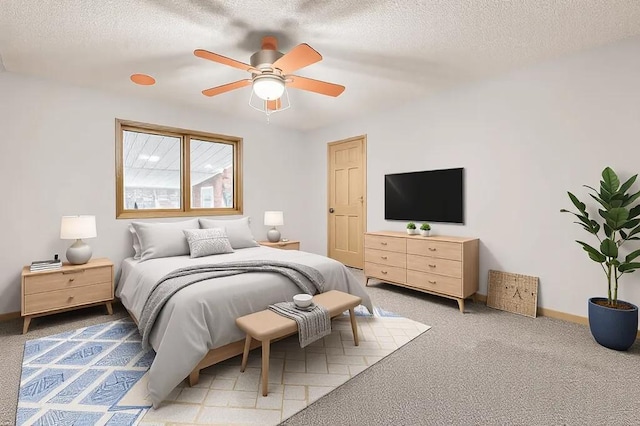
[131,219,200,261]
[199,217,259,249]
[128,224,142,260]
[183,228,234,258]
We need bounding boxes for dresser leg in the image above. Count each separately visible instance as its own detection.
[23,316,32,334]
[105,302,113,315]
[365,277,370,287]
[457,299,465,313]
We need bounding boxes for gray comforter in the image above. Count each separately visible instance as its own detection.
[138,261,326,350]
[116,246,373,406]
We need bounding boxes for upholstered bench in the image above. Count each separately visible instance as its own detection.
[235,290,362,396]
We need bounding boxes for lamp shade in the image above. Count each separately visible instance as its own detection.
[253,76,285,100]
[60,215,97,239]
[264,211,284,227]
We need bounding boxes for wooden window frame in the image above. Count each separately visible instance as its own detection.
[115,119,243,219]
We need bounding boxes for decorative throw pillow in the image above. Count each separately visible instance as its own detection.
[183,228,234,258]
[131,218,200,261]
[128,224,142,260]
[199,217,259,249]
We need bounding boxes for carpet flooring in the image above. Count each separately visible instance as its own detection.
[2,269,640,425]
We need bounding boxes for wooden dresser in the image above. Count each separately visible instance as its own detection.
[364,231,479,312]
[21,258,114,333]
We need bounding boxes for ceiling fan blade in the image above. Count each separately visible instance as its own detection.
[266,99,281,111]
[287,75,345,97]
[194,49,258,73]
[202,79,251,97]
[272,44,322,74]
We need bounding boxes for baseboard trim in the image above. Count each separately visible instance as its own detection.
[475,293,640,338]
[0,311,21,321]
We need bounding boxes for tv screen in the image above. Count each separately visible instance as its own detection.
[385,168,464,224]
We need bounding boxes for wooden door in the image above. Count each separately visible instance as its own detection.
[327,136,367,268]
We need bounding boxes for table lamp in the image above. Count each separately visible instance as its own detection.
[60,215,97,264]
[264,211,284,242]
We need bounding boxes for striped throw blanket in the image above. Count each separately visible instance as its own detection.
[268,302,331,348]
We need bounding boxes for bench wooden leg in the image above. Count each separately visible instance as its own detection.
[241,334,252,372]
[348,308,359,346]
[22,316,32,334]
[188,368,200,387]
[457,298,465,313]
[261,339,270,397]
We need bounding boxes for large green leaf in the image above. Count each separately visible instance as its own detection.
[561,210,596,232]
[600,239,618,258]
[602,167,620,193]
[604,223,613,238]
[628,224,640,238]
[619,262,640,272]
[590,194,610,209]
[577,241,606,263]
[628,205,640,220]
[599,185,612,203]
[626,249,640,263]
[623,219,640,229]
[623,190,640,207]
[619,174,638,194]
[620,230,628,239]
[567,192,586,214]
[604,207,629,229]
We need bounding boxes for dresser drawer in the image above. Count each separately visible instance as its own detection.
[365,248,406,268]
[365,234,406,253]
[23,266,112,295]
[365,262,406,284]
[406,254,461,278]
[406,239,461,261]
[23,282,113,315]
[406,270,462,297]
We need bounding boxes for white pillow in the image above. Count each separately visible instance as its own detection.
[183,228,234,258]
[131,219,200,261]
[128,224,142,260]
[199,217,259,249]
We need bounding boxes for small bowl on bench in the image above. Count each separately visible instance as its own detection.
[293,294,313,308]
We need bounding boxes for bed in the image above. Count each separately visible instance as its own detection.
[116,245,373,406]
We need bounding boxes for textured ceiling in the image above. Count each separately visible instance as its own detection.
[2,1,640,130]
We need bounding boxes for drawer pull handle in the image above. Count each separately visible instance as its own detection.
[63,270,85,275]
[381,270,388,274]
[381,242,388,246]
[69,277,75,282]
[381,256,388,260]
[68,295,75,300]
[428,248,437,251]
[428,264,436,268]
[428,280,436,284]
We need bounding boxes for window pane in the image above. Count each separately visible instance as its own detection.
[190,139,234,208]
[123,130,181,210]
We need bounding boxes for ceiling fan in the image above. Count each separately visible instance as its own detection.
[194,36,345,112]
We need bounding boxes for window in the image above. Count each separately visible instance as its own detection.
[115,119,243,219]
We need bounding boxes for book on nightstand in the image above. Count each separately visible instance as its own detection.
[30,257,62,272]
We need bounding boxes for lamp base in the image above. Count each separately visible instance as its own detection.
[66,239,92,265]
[267,228,281,243]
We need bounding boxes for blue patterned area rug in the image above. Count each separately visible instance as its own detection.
[17,319,153,425]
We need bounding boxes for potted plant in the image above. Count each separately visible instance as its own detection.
[419,223,431,237]
[561,166,640,351]
[406,222,417,235]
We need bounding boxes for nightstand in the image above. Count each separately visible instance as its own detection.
[259,240,300,250]
[21,257,114,334]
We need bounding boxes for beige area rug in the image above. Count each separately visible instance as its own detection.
[123,312,430,425]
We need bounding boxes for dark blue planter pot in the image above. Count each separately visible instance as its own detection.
[588,297,638,351]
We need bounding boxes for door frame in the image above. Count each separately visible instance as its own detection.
[326,135,367,267]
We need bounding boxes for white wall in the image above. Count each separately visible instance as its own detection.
[303,36,640,320]
[0,72,306,314]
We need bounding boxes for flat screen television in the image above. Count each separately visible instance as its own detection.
[385,168,464,224]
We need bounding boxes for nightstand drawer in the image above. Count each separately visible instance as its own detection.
[23,282,113,315]
[365,262,406,284]
[406,254,461,278]
[406,270,462,297]
[406,239,462,261]
[364,234,406,253]
[365,248,406,268]
[23,266,112,295]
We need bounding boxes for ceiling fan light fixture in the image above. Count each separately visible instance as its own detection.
[252,75,285,100]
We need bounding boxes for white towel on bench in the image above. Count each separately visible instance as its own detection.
[268,302,331,348]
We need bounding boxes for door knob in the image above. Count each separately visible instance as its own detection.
[329,208,335,213]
